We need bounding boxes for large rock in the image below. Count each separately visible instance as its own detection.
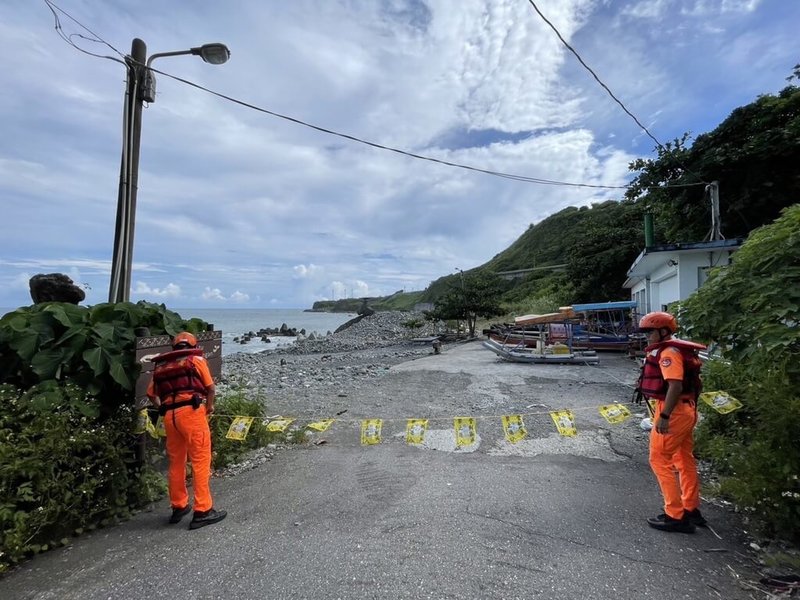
[357,298,375,317]
[29,273,85,304]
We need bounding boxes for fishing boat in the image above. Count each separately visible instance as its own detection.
[485,301,642,352]
[482,337,599,364]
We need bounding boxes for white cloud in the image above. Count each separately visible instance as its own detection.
[681,0,763,16]
[230,290,250,303]
[134,281,181,298]
[202,287,226,301]
[11,272,32,291]
[622,0,670,19]
[293,264,322,279]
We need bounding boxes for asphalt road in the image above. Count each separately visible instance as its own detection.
[0,341,761,599]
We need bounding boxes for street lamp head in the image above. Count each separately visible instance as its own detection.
[191,43,230,65]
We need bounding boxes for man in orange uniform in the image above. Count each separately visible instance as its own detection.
[147,332,227,530]
[637,312,707,534]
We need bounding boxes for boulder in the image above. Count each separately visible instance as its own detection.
[29,273,85,304]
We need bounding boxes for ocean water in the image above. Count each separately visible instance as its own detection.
[0,306,356,358]
[178,308,357,356]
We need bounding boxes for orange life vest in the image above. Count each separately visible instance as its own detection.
[152,348,207,403]
[638,339,706,401]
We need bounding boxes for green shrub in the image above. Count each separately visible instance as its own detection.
[0,301,208,572]
[209,387,287,469]
[0,301,207,413]
[683,205,800,541]
[0,382,165,573]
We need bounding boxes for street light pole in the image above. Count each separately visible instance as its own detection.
[109,38,146,304]
[108,39,230,303]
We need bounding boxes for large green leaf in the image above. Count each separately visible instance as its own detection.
[9,330,39,362]
[31,348,67,380]
[56,325,88,353]
[82,347,108,376]
[91,322,115,342]
[108,359,132,390]
[42,303,87,328]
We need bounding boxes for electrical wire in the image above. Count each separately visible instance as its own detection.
[525,0,710,186]
[147,64,643,190]
[42,0,708,191]
[43,0,126,62]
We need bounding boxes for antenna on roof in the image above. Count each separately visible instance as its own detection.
[704,181,724,241]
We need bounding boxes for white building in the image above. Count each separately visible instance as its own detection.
[623,239,743,315]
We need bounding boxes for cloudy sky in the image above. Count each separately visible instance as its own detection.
[0,0,796,309]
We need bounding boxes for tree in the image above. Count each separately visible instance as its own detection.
[565,200,646,302]
[626,85,800,243]
[427,272,504,337]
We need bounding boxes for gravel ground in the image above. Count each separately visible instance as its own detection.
[216,311,447,475]
[219,311,447,414]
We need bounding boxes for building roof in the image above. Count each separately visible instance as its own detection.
[572,301,638,312]
[625,238,744,284]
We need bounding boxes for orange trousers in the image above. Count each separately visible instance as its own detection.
[164,405,213,513]
[649,400,700,519]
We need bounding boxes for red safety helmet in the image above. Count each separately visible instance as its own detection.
[172,331,198,349]
[638,311,677,334]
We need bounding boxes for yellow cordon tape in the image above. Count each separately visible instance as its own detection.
[134,391,741,445]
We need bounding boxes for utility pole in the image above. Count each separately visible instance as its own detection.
[107,39,230,303]
[705,181,724,241]
[109,39,147,304]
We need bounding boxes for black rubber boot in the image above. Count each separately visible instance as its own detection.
[168,505,191,524]
[189,508,227,530]
[685,508,707,527]
[647,512,695,533]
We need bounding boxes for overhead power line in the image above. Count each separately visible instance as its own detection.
[526,0,663,150]
[43,0,706,191]
[43,0,125,64]
[525,0,709,186]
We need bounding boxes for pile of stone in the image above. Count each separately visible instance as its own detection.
[286,311,443,354]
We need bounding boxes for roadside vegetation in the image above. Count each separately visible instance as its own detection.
[681,206,800,542]
[0,302,290,573]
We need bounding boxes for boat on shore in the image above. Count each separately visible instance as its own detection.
[482,337,599,364]
[485,301,644,353]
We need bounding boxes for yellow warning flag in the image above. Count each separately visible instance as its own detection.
[699,391,743,414]
[405,419,428,444]
[598,403,632,424]
[550,410,577,437]
[501,415,527,443]
[265,418,295,432]
[454,417,477,447]
[133,409,150,435]
[145,415,157,438]
[226,416,255,440]
[154,415,167,438]
[306,419,335,432]
[361,419,382,445]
